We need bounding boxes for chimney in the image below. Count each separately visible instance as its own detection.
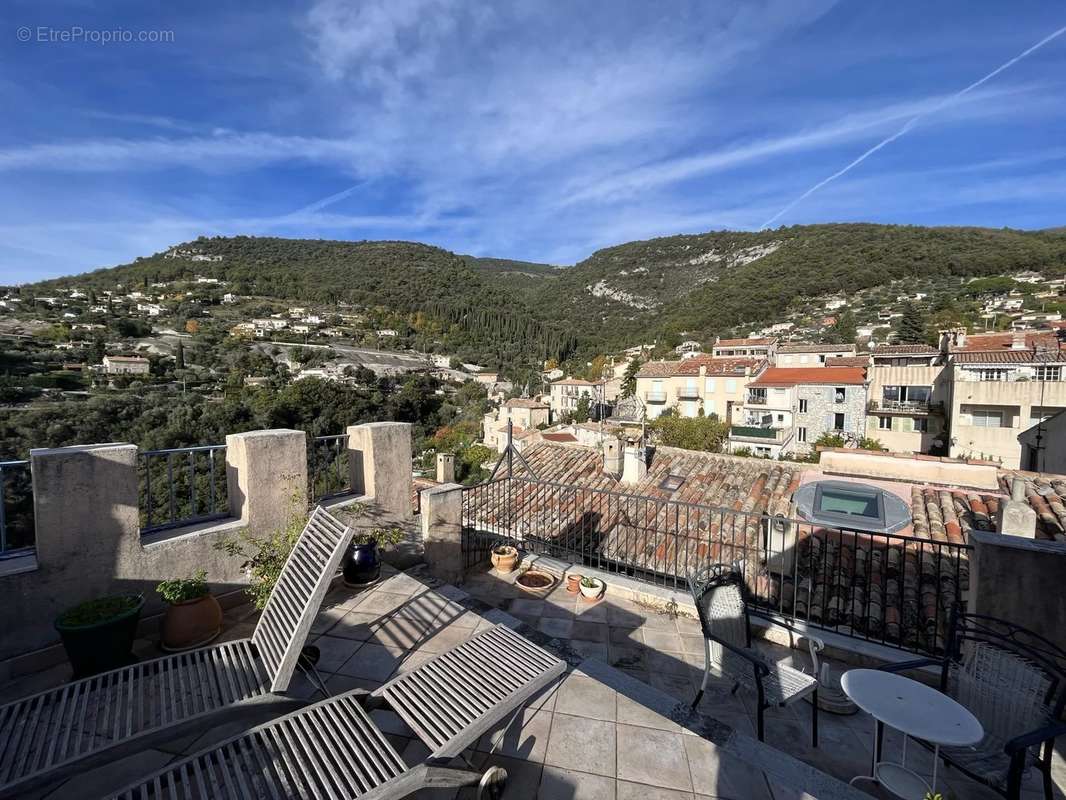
[698,364,707,378]
[997,478,1036,539]
[436,452,455,484]
[602,436,623,478]
[621,442,648,485]
[1011,332,1027,351]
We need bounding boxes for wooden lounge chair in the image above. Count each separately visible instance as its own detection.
[105,623,567,799]
[0,505,354,799]
[688,563,819,746]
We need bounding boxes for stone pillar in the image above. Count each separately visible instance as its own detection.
[421,483,463,584]
[31,443,139,572]
[436,453,456,484]
[348,422,412,523]
[996,478,1036,539]
[622,443,647,485]
[226,429,307,533]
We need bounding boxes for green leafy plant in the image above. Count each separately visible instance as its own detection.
[353,526,406,547]
[56,595,141,628]
[156,570,210,605]
[580,576,602,589]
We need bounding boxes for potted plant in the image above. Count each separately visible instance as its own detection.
[579,576,605,602]
[55,593,145,678]
[343,526,407,586]
[566,574,583,594]
[490,544,519,574]
[156,570,222,652]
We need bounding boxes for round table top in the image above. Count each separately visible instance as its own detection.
[841,668,983,747]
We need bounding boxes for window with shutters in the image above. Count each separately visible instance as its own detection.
[879,416,892,430]
[834,412,846,430]
[797,427,807,443]
[913,417,929,432]
[971,409,1004,428]
[1035,365,1062,382]
[834,387,847,403]
[799,398,808,413]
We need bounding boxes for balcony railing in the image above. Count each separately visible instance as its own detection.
[460,476,971,656]
[645,390,667,403]
[140,445,229,534]
[309,433,351,500]
[869,399,944,415]
[0,460,34,559]
[747,394,767,405]
[729,425,784,441]
[677,387,701,400]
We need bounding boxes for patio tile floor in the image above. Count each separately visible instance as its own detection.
[3,563,1062,800]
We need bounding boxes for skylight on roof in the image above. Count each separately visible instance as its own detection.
[659,474,685,491]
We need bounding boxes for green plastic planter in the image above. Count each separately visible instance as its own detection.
[55,594,145,678]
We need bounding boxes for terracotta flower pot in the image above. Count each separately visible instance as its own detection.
[490,545,518,574]
[579,578,605,602]
[161,594,223,652]
[566,574,582,594]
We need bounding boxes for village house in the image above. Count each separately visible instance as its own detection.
[729,366,868,458]
[775,342,857,367]
[865,344,950,454]
[711,336,777,359]
[101,355,150,375]
[947,328,1066,468]
[634,356,764,422]
[548,377,602,422]
[482,397,550,452]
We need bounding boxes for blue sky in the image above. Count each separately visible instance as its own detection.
[2,1,1065,283]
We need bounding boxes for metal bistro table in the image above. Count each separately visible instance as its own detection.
[841,668,983,799]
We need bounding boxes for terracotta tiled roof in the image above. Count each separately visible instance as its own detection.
[634,360,681,379]
[541,432,578,443]
[504,398,548,409]
[634,356,761,379]
[952,330,1062,353]
[824,356,870,367]
[954,350,1065,364]
[749,366,865,387]
[715,337,775,347]
[551,377,597,386]
[873,344,940,356]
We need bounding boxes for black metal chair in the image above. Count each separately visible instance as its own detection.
[688,564,819,746]
[879,605,1066,800]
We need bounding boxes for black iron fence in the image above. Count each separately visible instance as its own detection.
[461,476,971,655]
[140,445,229,534]
[309,434,350,500]
[0,460,34,558]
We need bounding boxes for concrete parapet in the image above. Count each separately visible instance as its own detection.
[421,483,463,584]
[226,429,307,532]
[348,422,412,524]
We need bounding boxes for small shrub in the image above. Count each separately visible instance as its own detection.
[353,526,406,547]
[156,570,210,604]
[56,595,141,628]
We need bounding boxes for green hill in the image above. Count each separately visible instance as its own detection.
[28,223,1066,363]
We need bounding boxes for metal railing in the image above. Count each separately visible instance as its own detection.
[869,399,944,414]
[309,434,350,500]
[729,426,782,441]
[677,387,701,400]
[140,445,229,534]
[461,476,971,655]
[747,394,767,405]
[0,460,34,558]
[644,391,667,403]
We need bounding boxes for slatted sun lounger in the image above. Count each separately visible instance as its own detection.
[0,505,354,799]
[105,623,566,800]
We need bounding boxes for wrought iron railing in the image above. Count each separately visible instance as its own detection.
[747,394,767,405]
[729,426,782,440]
[676,387,701,400]
[309,434,350,500]
[460,476,971,655]
[644,391,667,403]
[0,460,34,558]
[139,445,229,534]
[869,399,944,414]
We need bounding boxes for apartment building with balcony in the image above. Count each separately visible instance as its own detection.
[947,329,1066,468]
[548,377,602,422]
[865,344,950,454]
[775,342,858,367]
[633,356,765,421]
[728,366,868,458]
[710,336,777,359]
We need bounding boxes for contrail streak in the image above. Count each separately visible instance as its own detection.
[760,24,1066,229]
[288,182,364,217]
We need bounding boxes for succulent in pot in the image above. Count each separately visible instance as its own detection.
[579,576,605,602]
[343,526,406,586]
[55,593,145,678]
[156,569,222,652]
[490,544,519,574]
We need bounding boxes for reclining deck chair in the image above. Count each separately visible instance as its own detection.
[0,505,354,799]
[105,623,566,800]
